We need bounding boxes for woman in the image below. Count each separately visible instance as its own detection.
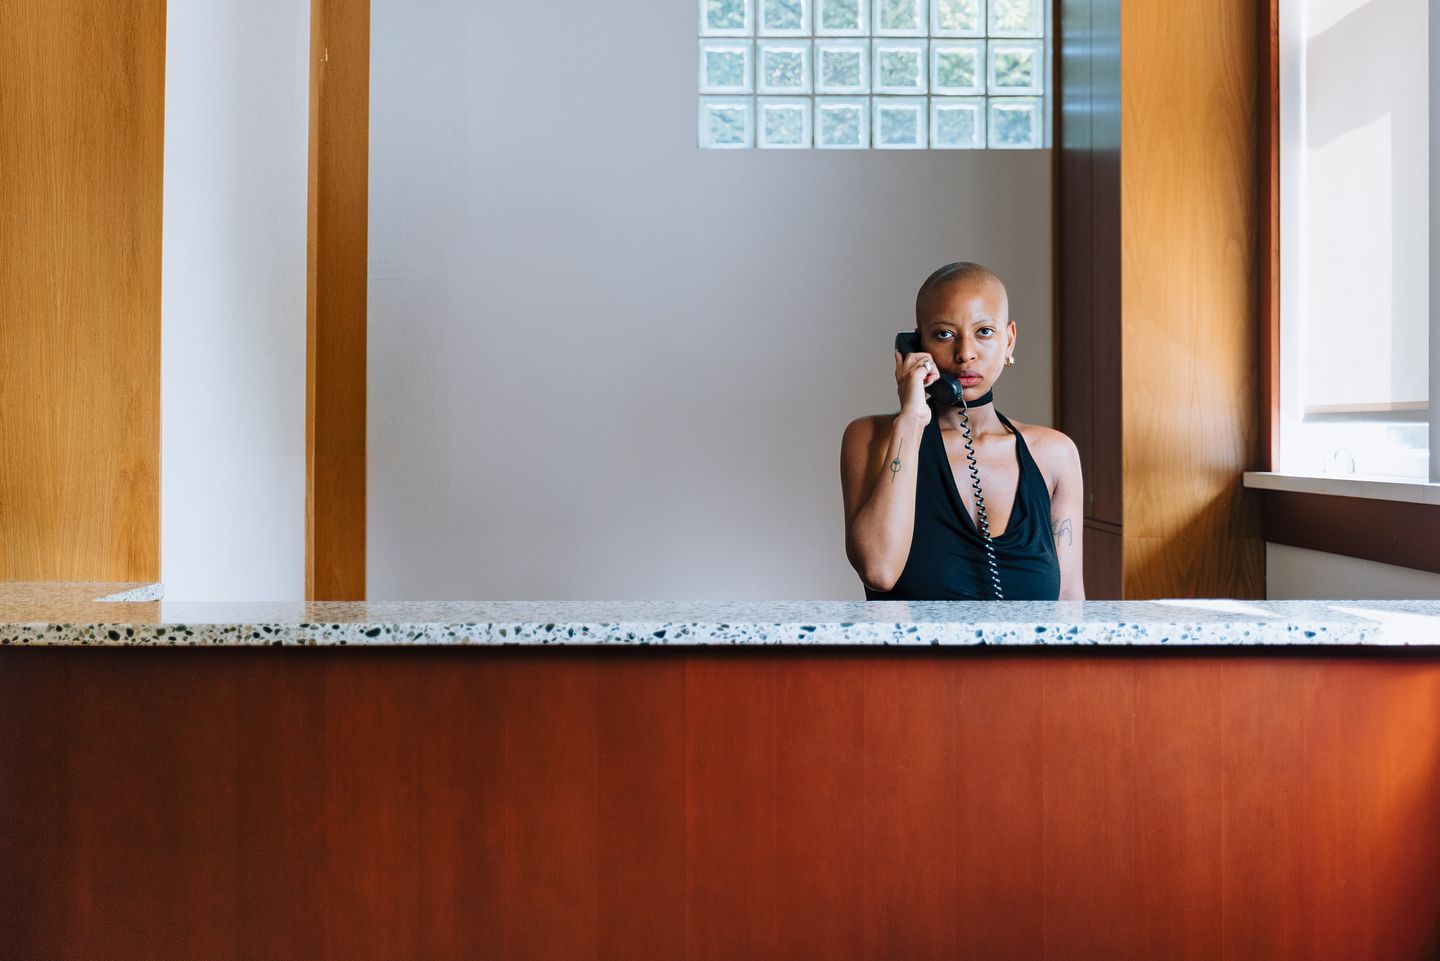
[841,263,1084,600]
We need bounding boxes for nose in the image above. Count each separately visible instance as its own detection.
[955,330,979,360]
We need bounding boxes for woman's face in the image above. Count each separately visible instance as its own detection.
[918,279,1017,399]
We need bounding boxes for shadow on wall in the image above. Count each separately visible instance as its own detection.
[1265,542,1440,599]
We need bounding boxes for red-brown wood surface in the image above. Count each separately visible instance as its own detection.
[775,659,865,961]
[864,659,958,959]
[5,647,1440,960]
[1042,659,1137,959]
[954,660,1043,960]
[686,657,779,959]
[599,657,687,961]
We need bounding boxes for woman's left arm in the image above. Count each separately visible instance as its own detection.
[1039,430,1085,600]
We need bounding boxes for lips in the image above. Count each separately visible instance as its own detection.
[957,370,983,386]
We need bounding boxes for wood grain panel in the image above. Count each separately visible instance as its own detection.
[307,0,370,600]
[235,651,328,961]
[954,658,1044,960]
[0,649,71,954]
[1118,0,1264,599]
[0,650,246,959]
[414,651,507,959]
[322,655,422,958]
[1298,662,1440,960]
[774,658,865,961]
[597,656,686,961]
[1042,658,1136,959]
[1219,660,1316,960]
[8,650,1440,959]
[72,654,243,959]
[863,658,957,960]
[1134,662,1223,959]
[685,656,780,961]
[0,0,164,580]
[505,656,601,961]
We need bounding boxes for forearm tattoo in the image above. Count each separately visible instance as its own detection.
[1052,517,1073,546]
[889,439,903,483]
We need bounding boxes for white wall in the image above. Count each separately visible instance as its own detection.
[1267,542,1440,598]
[368,0,1054,601]
[161,0,309,600]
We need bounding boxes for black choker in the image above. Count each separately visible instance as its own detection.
[960,389,994,409]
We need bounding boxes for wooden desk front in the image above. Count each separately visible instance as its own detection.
[4,646,1439,960]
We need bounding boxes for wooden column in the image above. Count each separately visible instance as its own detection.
[0,0,166,581]
[1057,0,1123,598]
[1118,0,1265,599]
[307,0,370,600]
[1058,0,1266,599]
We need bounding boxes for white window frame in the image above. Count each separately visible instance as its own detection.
[1432,0,1440,481]
[1263,0,1440,497]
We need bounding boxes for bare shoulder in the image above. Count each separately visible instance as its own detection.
[843,413,896,446]
[1007,420,1081,483]
[841,413,899,481]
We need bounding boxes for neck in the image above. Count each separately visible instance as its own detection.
[960,389,993,410]
[934,391,1001,432]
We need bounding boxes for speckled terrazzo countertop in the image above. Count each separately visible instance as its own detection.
[2,584,1440,647]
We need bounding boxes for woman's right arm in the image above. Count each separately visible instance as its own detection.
[840,351,935,592]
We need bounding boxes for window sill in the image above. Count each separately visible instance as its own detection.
[1243,473,1440,576]
[1243,471,1440,505]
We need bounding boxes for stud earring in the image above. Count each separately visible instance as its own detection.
[1004,355,1015,367]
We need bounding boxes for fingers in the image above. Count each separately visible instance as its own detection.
[899,351,936,386]
[895,351,938,413]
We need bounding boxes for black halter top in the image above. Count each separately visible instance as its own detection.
[864,408,1061,601]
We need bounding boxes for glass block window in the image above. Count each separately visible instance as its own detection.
[698,0,1048,149]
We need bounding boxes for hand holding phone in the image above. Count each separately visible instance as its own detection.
[895,331,964,407]
[893,347,935,425]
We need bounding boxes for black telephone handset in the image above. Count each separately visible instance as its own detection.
[895,331,964,408]
[893,331,1004,600]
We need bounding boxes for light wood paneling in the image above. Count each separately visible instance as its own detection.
[0,0,165,580]
[1119,0,1265,598]
[307,0,369,600]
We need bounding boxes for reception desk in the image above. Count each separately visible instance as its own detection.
[5,586,1440,960]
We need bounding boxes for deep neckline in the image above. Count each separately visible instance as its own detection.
[932,410,1027,541]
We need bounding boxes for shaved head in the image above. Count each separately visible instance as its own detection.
[915,262,1006,323]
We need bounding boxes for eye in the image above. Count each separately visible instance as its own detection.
[934,330,953,340]
[977,326,995,336]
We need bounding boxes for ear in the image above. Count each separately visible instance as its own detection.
[1006,321,1017,353]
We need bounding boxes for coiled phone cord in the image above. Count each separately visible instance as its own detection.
[958,395,1004,600]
